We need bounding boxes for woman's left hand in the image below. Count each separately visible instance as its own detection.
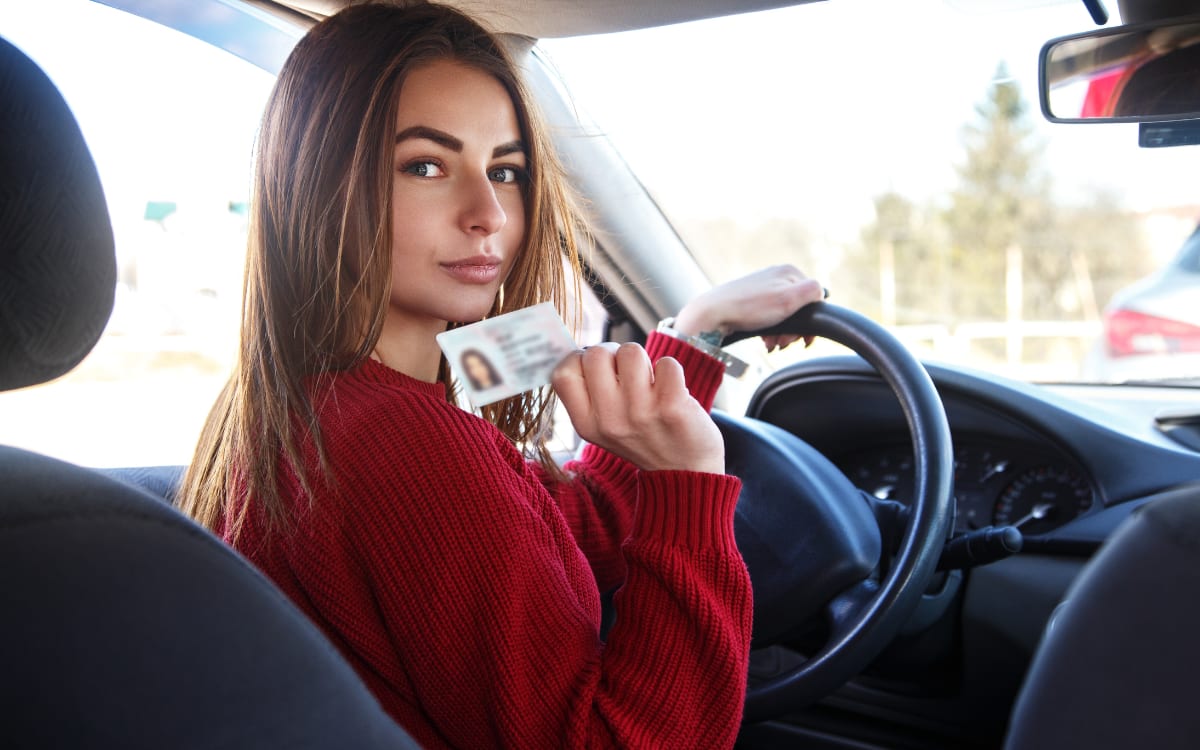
[672,265,825,353]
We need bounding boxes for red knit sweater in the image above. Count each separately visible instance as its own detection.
[227,333,753,749]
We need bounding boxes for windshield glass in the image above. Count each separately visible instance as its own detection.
[541,0,1200,386]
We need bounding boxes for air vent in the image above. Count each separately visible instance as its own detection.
[1156,410,1200,452]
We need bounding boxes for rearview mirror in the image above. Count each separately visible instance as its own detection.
[1040,14,1200,123]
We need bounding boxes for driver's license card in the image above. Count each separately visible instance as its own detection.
[436,302,578,408]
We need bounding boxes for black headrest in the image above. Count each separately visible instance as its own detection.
[0,36,115,391]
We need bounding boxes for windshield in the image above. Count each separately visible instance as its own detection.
[540,0,1200,386]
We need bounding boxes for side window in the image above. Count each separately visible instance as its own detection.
[0,2,276,466]
[571,267,611,349]
[546,262,609,455]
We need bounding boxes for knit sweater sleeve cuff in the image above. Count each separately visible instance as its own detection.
[629,470,743,551]
[569,441,639,500]
[645,331,726,412]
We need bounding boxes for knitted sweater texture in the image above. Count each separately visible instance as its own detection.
[228,333,753,749]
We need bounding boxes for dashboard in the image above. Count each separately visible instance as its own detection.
[745,356,1200,549]
[836,440,1095,535]
[728,354,1200,748]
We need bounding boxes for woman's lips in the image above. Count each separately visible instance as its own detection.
[440,257,501,284]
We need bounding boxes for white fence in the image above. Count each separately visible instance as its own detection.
[889,320,1104,381]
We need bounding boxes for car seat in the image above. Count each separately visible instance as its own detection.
[1004,484,1200,749]
[0,34,419,749]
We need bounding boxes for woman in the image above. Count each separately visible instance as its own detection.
[179,3,823,748]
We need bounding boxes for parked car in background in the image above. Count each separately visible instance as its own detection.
[1089,223,1200,382]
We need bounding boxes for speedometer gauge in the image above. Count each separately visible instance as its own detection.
[993,466,1093,536]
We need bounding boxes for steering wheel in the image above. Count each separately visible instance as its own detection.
[719,302,955,722]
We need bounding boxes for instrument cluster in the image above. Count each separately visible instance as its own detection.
[836,441,1096,535]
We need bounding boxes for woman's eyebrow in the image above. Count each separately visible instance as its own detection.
[395,125,462,151]
[395,125,524,160]
[492,140,525,159]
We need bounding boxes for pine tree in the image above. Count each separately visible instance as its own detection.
[943,64,1151,325]
[944,62,1052,321]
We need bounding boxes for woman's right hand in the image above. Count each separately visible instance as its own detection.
[552,343,725,475]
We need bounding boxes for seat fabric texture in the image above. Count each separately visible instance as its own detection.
[100,465,186,505]
[0,446,416,748]
[1004,485,1200,750]
[0,36,114,391]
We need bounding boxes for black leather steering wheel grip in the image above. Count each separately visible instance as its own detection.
[721,302,956,720]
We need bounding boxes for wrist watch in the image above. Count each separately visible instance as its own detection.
[656,317,749,378]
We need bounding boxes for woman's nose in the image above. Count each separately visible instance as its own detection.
[459,173,507,236]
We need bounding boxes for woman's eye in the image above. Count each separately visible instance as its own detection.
[488,166,523,184]
[403,161,444,178]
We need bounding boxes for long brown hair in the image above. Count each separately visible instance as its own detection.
[179,2,585,537]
